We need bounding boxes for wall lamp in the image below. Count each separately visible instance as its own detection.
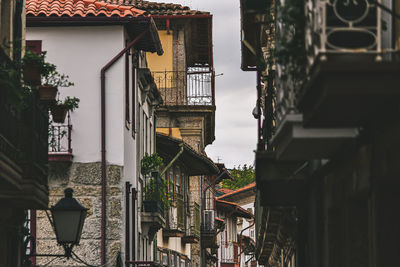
[24,188,88,264]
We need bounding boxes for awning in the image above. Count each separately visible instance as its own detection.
[216,199,252,219]
[156,133,219,176]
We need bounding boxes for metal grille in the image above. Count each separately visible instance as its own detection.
[152,68,214,106]
[48,122,72,154]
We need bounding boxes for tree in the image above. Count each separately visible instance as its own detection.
[221,164,255,190]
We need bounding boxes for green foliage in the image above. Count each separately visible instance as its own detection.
[221,164,255,190]
[141,153,163,176]
[144,175,171,211]
[22,50,74,87]
[42,68,74,87]
[56,96,80,111]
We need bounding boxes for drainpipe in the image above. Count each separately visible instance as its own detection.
[160,143,184,176]
[100,29,148,265]
[239,219,255,266]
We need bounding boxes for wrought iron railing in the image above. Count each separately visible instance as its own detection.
[186,202,200,238]
[142,174,166,218]
[306,0,380,68]
[220,241,239,263]
[152,68,214,106]
[48,122,72,154]
[273,0,400,129]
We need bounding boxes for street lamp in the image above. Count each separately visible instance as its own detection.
[50,188,88,258]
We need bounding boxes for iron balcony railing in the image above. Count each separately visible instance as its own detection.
[142,174,166,218]
[152,68,215,106]
[305,0,391,70]
[186,202,200,238]
[220,241,239,263]
[273,0,399,129]
[48,122,72,154]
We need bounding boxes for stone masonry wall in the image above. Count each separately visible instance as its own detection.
[35,162,123,267]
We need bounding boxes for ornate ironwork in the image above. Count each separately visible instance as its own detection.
[48,121,72,154]
[152,68,214,106]
[305,0,381,69]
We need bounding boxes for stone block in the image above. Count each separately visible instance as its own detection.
[81,218,101,239]
[107,197,122,218]
[106,219,122,240]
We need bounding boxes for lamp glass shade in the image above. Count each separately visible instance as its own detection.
[51,188,87,245]
[52,209,87,244]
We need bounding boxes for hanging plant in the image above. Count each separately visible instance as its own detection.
[50,96,80,123]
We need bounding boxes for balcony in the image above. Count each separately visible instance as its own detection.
[48,118,73,162]
[298,0,400,127]
[220,241,239,266]
[163,193,185,237]
[152,68,214,106]
[0,48,49,209]
[182,202,200,244]
[268,1,360,160]
[201,209,218,248]
[141,175,166,240]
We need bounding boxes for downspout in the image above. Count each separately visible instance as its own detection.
[239,218,255,266]
[100,29,148,265]
[160,143,184,176]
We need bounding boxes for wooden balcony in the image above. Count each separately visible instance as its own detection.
[0,48,49,209]
[298,0,400,127]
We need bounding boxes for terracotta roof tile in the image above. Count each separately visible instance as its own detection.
[98,0,209,16]
[26,0,148,18]
[216,182,256,200]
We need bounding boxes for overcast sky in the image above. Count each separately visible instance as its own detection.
[154,0,258,168]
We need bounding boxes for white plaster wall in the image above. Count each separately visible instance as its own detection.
[27,26,126,165]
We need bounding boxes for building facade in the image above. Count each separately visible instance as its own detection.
[240,0,400,266]
[143,4,217,266]
[217,183,258,267]
[26,1,163,265]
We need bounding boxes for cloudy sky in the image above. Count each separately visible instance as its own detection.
[154,0,258,168]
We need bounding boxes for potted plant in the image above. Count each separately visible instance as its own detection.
[50,96,80,123]
[39,64,74,104]
[140,153,171,213]
[22,50,45,86]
